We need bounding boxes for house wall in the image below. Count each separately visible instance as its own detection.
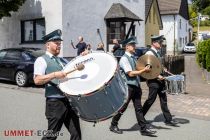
[0,0,145,57]
[159,15,176,55]
[176,15,189,52]
[160,14,189,55]
[62,0,145,57]
[145,1,161,46]
[0,0,62,50]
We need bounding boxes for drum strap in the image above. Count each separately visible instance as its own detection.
[47,81,66,96]
[147,49,159,58]
[42,54,66,98]
[52,56,64,68]
[147,49,165,76]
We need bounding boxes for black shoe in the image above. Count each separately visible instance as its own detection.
[165,120,179,127]
[109,125,123,134]
[141,128,156,136]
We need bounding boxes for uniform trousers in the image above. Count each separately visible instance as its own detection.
[142,79,172,122]
[42,98,81,140]
[111,85,147,131]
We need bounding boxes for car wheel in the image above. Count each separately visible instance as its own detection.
[15,71,28,87]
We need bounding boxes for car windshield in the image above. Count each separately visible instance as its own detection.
[186,43,195,46]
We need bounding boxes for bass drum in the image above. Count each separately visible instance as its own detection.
[59,52,128,122]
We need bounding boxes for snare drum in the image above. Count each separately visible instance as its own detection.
[165,75,185,95]
[59,52,128,122]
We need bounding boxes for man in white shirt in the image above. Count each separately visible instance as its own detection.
[34,29,81,140]
[142,35,178,126]
[109,36,156,136]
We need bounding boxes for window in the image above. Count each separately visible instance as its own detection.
[179,19,182,29]
[21,18,45,43]
[4,51,21,61]
[107,22,125,43]
[149,12,151,23]
[185,37,187,44]
[22,52,32,61]
[0,51,7,60]
[153,7,156,24]
[186,23,187,32]
[179,38,182,48]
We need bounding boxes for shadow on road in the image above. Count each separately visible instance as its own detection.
[0,80,43,88]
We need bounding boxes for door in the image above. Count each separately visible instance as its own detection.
[0,50,21,80]
[0,50,7,79]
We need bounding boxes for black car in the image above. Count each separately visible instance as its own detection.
[0,48,45,87]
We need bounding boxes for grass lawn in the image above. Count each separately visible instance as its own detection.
[193,26,210,32]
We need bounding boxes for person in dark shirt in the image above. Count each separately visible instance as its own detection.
[71,36,87,56]
[86,43,93,53]
[112,39,121,54]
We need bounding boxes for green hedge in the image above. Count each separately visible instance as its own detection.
[206,40,210,71]
[196,39,210,72]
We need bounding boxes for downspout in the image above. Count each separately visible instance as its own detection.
[173,15,176,56]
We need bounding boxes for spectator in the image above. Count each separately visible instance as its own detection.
[71,36,87,56]
[86,43,93,53]
[112,39,121,53]
[96,42,105,51]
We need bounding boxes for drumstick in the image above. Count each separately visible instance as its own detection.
[163,67,174,75]
[65,64,85,75]
[165,70,174,75]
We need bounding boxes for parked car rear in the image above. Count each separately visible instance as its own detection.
[0,48,45,86]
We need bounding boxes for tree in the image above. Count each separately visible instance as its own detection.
[202,6,210,17]
[192,0,210,12]
[189,5,198,27]
[0,0,26,19]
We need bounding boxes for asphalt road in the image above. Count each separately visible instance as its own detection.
[1,86,210,140]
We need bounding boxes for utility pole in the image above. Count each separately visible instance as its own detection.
[197,12,201,45]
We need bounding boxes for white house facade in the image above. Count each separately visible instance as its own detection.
[158,0,190,55]
[160,15,190,54]
[0,0,145,58]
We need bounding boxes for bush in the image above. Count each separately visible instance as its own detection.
[206,40,210,71]
[196,41,203,67]
[197,39,210,72]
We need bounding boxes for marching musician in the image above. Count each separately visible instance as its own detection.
[109,36,157,136]
[142,35,178,126]
[33,29,81,140]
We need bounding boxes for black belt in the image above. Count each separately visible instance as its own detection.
[46,97,67,101]
[128,84,140,89]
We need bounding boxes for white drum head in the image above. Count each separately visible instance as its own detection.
[59,52,117,95]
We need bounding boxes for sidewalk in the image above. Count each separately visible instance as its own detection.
[185,55,210,97]
[141,54,210,121]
